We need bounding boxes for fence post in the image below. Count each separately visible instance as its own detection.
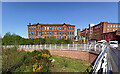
[76,44,77,50]
[61,44,62,50]
[50,44,51,49]
[73,43,74,48]
[55,44,56,49]
[44,44,46,49]
[68,44,69,50]
[84,44,86,50]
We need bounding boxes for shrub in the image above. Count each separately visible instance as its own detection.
[2,48,52,72]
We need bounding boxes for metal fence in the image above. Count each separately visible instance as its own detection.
[2,44,103,52]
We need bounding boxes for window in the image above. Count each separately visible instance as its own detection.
[63,27,64,30]
[39,27,41,30]
[57,32,59,35]
[38,36,39,38]
[50,32,51,35]
[32,27,33,30]
[52,27,54,30]
[55,27,56,30]
[45,32,46,35]
[34,32,36,34]
[29,32,31,34]
[45,27,46,30]
[60,27,61,30]
[99,25,100,28]
[47,27,49,30]
[70,36,71,39]
[119,25,120,27]
[60,32,61,34]
[63,32,64,34]
[65,32,66,34]
[116,25,118,27]
[34,27,36,30]
[37,32,39,35]
[42,27,44,30]
[67,32,69,35]
[55,32,56,35]
[42,32,44,35]
[64,27,66,30]
[52,32,54,34]
[113,29,115,31]
[72,36,74,39]
[45,36,46,38]
[47,32,49,34]
[42,36,44,38]
[35,36,36,39]
[55,36,56,39]
[47,36,49,38]
[57,36,59,39]
[39,32,41,35]
[113,25,115,27]
[107,29,109,31]
[29,27,31,29]
[72,32,74,35]
[67,36,69,39]
[37,27,38,29]
[70,27,71,30]
[32,36,34,39]
[32,32,33,35]
[50,27,52,30]
[60,36,61,39]
[67,27,69,30]
[57,27,59,30]
[111,25,112,27]
[70,32,71,35]
[72,27,74,30]
[62,36,64,39]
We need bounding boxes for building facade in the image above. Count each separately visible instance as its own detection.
[77,22,120,42]
[28,23,75,40]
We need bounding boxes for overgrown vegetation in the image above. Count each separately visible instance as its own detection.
[2,47,90,72]
[2,47,52,72]
[2,32,73,45]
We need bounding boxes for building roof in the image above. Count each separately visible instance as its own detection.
[28,23,75,26]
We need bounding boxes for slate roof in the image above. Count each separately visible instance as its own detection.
[28,23,75,26]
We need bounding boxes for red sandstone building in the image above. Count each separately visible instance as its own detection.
[77,22,120,43]
[28,23,75,40]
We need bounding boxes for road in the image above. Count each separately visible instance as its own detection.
[109,47,120,73]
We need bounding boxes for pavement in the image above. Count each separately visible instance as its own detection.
[109,47,120,73]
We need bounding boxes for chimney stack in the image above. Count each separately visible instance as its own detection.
[77,29,80,36]
[29,23,31,25]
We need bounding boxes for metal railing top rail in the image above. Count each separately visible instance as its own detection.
[92,45,108,73]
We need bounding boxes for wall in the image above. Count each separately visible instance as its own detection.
[20,49,99,64]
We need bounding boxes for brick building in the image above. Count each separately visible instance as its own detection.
[77,22,120,42]
[28,23,75,40]
[101,31,120,43]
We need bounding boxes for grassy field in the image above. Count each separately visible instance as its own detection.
[49,56,89,72]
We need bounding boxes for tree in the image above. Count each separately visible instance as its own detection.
[45,36,57,44]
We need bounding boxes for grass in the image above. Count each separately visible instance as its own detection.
[49,56,89,72]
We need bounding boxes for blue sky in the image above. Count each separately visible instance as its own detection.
[2,2,118,38]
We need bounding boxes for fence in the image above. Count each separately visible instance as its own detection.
[2,44,103,52]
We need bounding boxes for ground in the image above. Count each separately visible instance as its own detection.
[49,56,89,72]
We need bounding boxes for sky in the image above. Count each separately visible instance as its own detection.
[2,2,118,38]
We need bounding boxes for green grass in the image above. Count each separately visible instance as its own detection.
[49,56,89,72]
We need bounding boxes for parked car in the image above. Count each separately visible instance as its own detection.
[109,41,118,49]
